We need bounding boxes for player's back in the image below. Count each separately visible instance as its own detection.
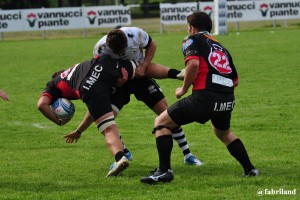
[93,27,149,62]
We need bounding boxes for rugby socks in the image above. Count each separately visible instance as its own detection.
[119,134,129,153]
[172,127,192,160]
[227,138,255,173]
[156,135,173,172]
[115,151,125,162]
[168,69,181,79]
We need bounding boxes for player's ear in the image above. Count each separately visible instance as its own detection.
[190,26,197,34]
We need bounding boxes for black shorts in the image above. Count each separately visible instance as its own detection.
[167,90,235,131]
[111,77,165,111]
[80,87,112,120]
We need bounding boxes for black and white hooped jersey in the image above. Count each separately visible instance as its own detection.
[182,32,238,93]
[93,27,152,62]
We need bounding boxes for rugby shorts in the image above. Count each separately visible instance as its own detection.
[111,77,165,112]
[167,90,235,131]
[80,86,112,120]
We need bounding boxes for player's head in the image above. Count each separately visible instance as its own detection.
[106,29,128,56]
[187,11,212,33]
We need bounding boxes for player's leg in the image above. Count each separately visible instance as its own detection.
[141,110,176,184]
[149,87,203,166]
[145,63,183,79]
[211,122,259,176]
[94,112,129,177]
[110,84,133,161]
[82,90,129,177]
[171,127,203,166]
[141,92,208,184]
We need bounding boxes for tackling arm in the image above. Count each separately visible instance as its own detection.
[136,41,156,77]
[175,59,199,98]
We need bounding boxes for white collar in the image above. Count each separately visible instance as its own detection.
[199,31,210,35]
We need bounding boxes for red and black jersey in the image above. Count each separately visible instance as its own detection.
[42,55,131,103]
[182,32,238,93]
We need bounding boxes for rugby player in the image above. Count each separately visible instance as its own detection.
[37,55,136,177]
[141,12,259,184]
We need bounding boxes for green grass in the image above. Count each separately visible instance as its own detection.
[0,28,299,200]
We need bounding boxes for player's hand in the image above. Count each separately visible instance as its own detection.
[60,118,71,126]
[116,67,128,87]
[0,90,9,101]
[175,87,187,99]
[135,63,147,78]
[63,131,81,143]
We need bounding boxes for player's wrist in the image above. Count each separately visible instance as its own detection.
[76,129,82,135]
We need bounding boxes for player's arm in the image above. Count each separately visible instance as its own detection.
[136,37,156,77]
[142,41,156,67]
[37,96,69,126]
[175,59,199,98]
[228,53,239,88]
[233,78,239,88]
[0,89,9,101]
[63,111,94,143]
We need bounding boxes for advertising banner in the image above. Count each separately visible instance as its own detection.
[0,5,131,33]
[0,10,23,32]
[160,2,198,24]
[199,0,300,22]
[22,7,84,31]
[84,6,131,28]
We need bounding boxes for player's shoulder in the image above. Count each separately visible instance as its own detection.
[121,27,147,36]
[182,34,196,43]
[97,35,107,45]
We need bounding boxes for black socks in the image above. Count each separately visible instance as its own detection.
[156,135,173,172]
[227,138,255,173]
[115,151,125,162]
[168,69,181,79]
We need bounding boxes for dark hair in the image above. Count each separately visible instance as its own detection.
[51,70,64,79]
[187,11,212,33]
[106,29,128,55]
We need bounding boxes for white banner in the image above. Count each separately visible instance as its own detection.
[199,0,300,22]
[22,7,84,31]
[0,10,23,32]
[83,6,131,28]
[160,2,198,24]
[0,6,131,32]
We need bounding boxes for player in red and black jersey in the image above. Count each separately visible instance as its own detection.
[141,11,259,184]
[182,33,238,93]
[37,55,136,177]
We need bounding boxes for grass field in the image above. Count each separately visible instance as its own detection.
[0,27,299,199]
